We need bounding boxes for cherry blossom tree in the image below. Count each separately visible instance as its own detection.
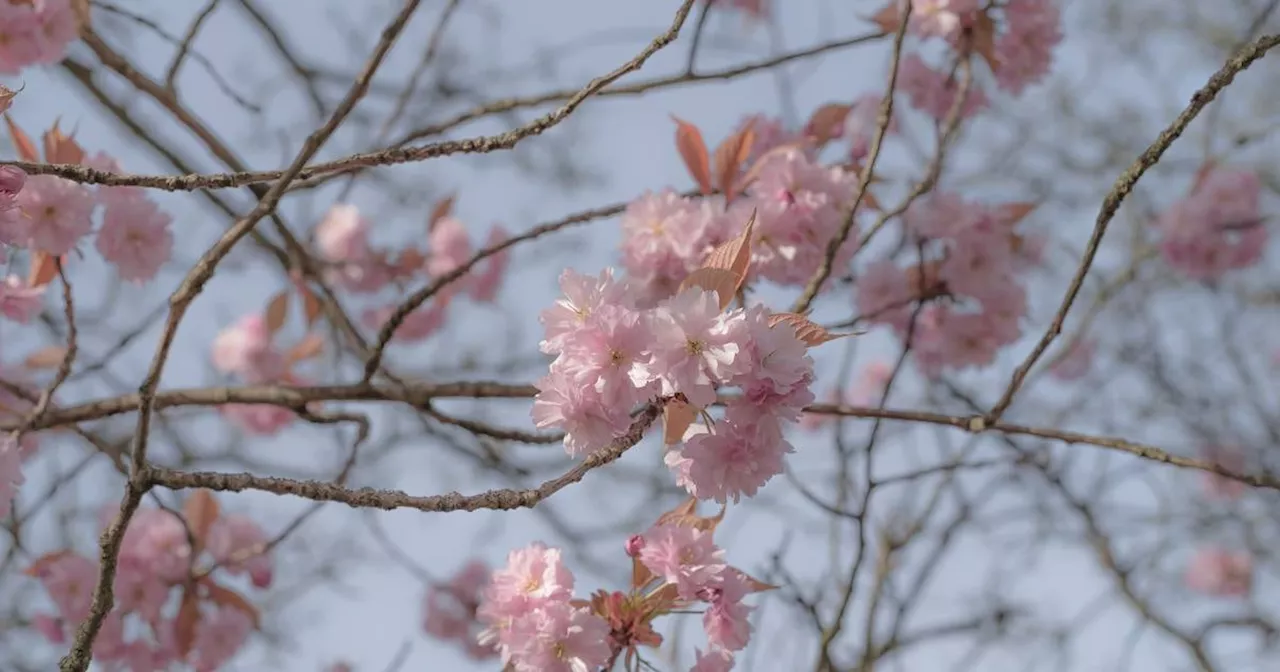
[1,0,1278,671]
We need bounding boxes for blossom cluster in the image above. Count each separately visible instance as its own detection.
[533,215,838,504]
[0,117,175,321]
[883,0,1062,121]
[471,499,767,672]
[1155,164,1267,280]
[855,193,1042,376]
[0,0,79,74]
[27,492,271,671]
[312,200,510,343]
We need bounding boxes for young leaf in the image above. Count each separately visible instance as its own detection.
[768,312,858,347]
[736,569,781,593]
[182,489,221,550]
[679,268,740,312]
[264,292,289,335]
[0,85,17,116]
[701,211,756,292]
[27,252,61,288]
[804,103,853,148]
[428,194,456,233]
[995,201,1037,227]
[23,345,67,369]
[203,579,262,628]
[655,496,699,525]
[672,116,713,195]
[175,590,200,657]
[22,550,72,577]
[662,398,698,446]
[42,120,84,165]
[285,333,325,364]
[712,121,756,200]
[300,284,322,326]
[631,556,654,591]
[4,114,38,162]
[867,1,900,33]
[968,11,998,73]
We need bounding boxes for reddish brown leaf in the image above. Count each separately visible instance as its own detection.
[995,201,1037,227]
[658,500,726,534]
[175,590,200,657]
[768,312,857,347]
[42,120,84,165]
[300,284,322,326]
[631,556,655,591]
[264,292,289,335]
[394,248,425,276]
[867,1,900,33]
[712,121,756,200]
[5,114,38,162]
[203,579,261,628]
[672,116,713,195]
[0,85,17,116]
[701,211,756,294]
[736,569,781,593]
[27,251,61,288]
[655,496,699,527]
[968,11,998,73]
[285,333,325,364]
[804,103,853,148]
[679,268,740,311]
[23,550,72,577]
[182,490,220,550]
[428,194,456,233]
[23,345,67,369]
[662,398,698,446]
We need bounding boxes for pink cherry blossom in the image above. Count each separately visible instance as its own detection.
[0,164,26,209]
[477,542,579,656]
[96,186,174,282]
[207,514,274,588]
[1048,338,1094,381]
[849,361,893,406]
[1199,445,1247,501]
[424,560,496,659]
[909,0,980,39]
[427,215,473,278]
[1156,166,1265,280]
[532,368,633,456]
[555,303,657,409]
[691,648,735,672]
[0,0,77,73]
[844,93,899,163]
[211,313,287,383]
[0,274,45,322]
[469,226,510,303]
[190,605,254,672]
[1185,548,1252,598]
[649,287,745,408]
[675,403,792,503]
[362,295,452,343]
[30,552,98,623]
[539,267,635,354]
[994,0,1062,96]
[315,204,371,261]
[113,556,170,624]
[735,114,809,165]
[16,175,95,255]
[221,403,297,436]
[700,570,753,651]
[637,523,727,599]
[118,507,192,582]
[0,436,24,520]
[31,613,66,644]
[505,602,612,672]
[898,54,988,122]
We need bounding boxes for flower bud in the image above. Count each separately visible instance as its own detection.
[625,534,645,557]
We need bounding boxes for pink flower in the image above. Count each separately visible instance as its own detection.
[1185,548,1252,598]
[427,215,473,278]
[211,314,286,383]
[1199,445,1247,501]
[30,552,98,623]
[0,437,25,521]
[1157,166,1265,280]
[113,556,169,624]
[676,404,792,503]
[909,0,980,38]
[362,297,452,343]
[844,93,899,163]
[315,204,371,261]
[118,508,192,583]
[1048,339,1094,381]
[207,514,273,588]
[31,613,66,644]
[221,403,297,436]
[898,54,988,122]
[531,368,633,456]
[556,303,657,409]
[424,560,494,658]
[993,0,1062,96]
[637,523,727,599]
[505,602,612,672]
[96,186,174,282]
[190,605,254,672]
[539,268,634,354]
[468,226,510,303]
[699,570,753,651]
[730,305,814,408]
[691,648,735,672]
[16,175,96,255]
[648,287,744,408]
[477,543,577,653]
[0,274,45,322]
[0,0,77,73]
[0,164,26,208]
